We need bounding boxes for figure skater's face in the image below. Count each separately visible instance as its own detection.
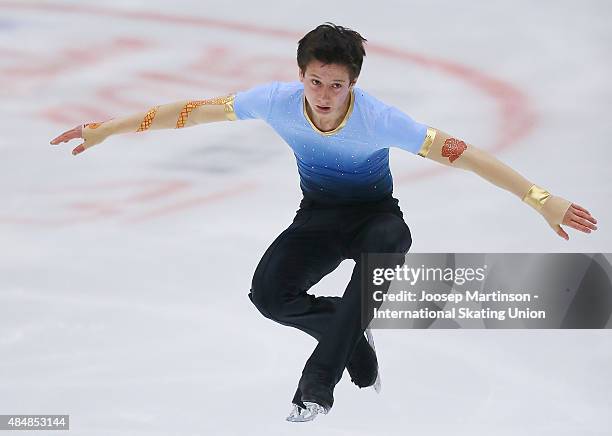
[299,60,356,119]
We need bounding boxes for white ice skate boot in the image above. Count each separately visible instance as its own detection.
[285,401,328,422]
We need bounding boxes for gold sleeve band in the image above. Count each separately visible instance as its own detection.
[225,95,237,121]
[522,184,551,210]
[521,183,571,233]
[417,127,437,157]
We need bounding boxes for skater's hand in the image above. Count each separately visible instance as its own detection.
[50,123,103,156]
[557,202,598,241]
[540,195,598,241]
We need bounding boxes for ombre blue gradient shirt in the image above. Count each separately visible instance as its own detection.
[234,81,427,203]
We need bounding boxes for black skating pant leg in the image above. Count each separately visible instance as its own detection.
[248,195,412,408]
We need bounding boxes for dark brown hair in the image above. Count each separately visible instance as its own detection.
[297,23,367,82]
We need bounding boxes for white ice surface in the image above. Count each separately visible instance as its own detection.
[0,0,611,434]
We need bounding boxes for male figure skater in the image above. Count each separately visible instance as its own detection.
[50,23,598,422]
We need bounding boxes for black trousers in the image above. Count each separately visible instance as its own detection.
[248,193,412,398]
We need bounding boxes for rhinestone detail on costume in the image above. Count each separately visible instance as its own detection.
[137,106,159,132]
[441,137,467,163]
[176,95,235,128]
[84,122,102,129]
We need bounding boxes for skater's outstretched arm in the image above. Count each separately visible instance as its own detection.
[417,127,598,240]
[49,95,237,156]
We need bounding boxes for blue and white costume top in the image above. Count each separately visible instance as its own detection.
[233,81,427,203]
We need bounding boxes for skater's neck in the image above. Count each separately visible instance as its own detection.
[304,90,354,134]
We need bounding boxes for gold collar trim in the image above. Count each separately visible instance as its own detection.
[302,89,354,136]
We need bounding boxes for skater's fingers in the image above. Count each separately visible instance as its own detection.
[72,143,86,156]
[571,209,597,223]
[572,208,598,225]
[563,207,596,227]
[571,203,591,216]
[570,216,597,231]
[555,225,569,241]
[569,219,593,234]
[50,130,74,145]
[50,125,83,145]
[571,203,588,213]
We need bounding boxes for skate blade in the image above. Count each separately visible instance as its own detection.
[373,371,382,393]
[365,328,382,394]
[285,402,327,422]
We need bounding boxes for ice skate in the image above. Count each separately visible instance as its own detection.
[285,401,328,422]
[365,328,382,393]
[346,329,380,391]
